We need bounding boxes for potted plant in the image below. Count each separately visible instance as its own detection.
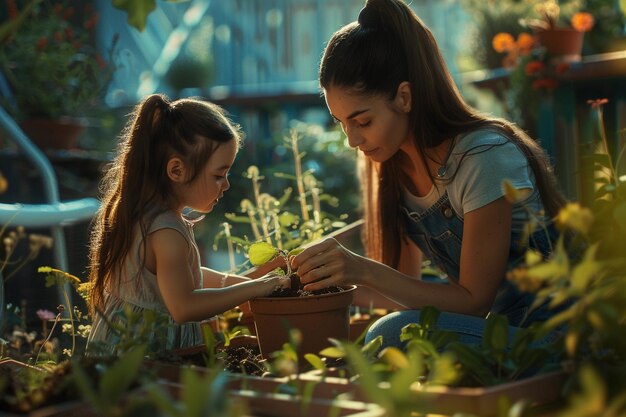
[209,129,361,364]
[246,240,356,364]
[0,0,117,150]
[519,0,595,62]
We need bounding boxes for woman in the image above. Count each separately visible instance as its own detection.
[290,0,565,348]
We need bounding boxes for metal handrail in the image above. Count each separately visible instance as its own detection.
[0,106,100,322]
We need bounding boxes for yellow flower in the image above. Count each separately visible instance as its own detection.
[556,202,593,235]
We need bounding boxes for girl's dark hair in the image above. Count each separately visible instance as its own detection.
[319,0,565,268]
[88,94,242,315]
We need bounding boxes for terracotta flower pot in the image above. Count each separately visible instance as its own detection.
[537,28,584,63]
[19,117,87,150]
[249,285,356,361]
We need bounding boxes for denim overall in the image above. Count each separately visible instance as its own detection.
[365,190,559,348]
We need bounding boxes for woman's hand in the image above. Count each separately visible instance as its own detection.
[290,238,367,291]
[244,255,288,279]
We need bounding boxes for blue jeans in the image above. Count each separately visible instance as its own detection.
[364,309,562,350]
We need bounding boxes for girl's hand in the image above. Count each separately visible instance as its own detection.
[258,273,290,296]
[290,238,366,291]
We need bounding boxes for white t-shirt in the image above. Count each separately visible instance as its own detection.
[403,129,545,231]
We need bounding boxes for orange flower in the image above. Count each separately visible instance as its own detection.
[525,60,545,76]
[492,33,516,53]
[554,62,570,74]
[571,12,595,32]
[516,33,535,55]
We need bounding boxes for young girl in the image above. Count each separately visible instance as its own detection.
[291,0,566,348]
[87,94,289,353]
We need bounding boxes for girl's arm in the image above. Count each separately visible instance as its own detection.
[201,267,250,288]
[292,197,512,317]
[151,229,288,323]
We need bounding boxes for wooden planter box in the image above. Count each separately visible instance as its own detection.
[16,358,567,417]
[299,368,569,417]
[230,389,385,417]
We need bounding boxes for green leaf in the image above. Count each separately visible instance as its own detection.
[318,346,345,359]
[428,352,460,386]
[111,0,158,32]
[379,346,410,369]
[361,335,383,359]
[248,242,279,266]
[341,344,389,408]
[72,364,103,411]
[405,338,438,358]
[570,244,601,292]
[483,314,509,352]
[445,342,494,386]
[279,212,299,227]
[146,384,179,416]
[100,345,146,403]
[614,202,626,231]
[419,305,441,330]
[304,353,325,370]
[288,247,305,257]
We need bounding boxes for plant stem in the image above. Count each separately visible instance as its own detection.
[62,289,76,357]
[243,203,261,241]
[596,105,617,185]
[222,222,236,272]
[35,312,61,364]
[251,176,271,243]
[291,129,310,222]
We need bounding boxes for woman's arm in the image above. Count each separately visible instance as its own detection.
[151,229,288,323]
[292,197,512,316]
[352,236,422,310]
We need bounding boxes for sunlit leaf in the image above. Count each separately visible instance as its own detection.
[428,352,460,386]
[361,335,383,359]
[565,331,579,357]
[288,247,305,257]
[570,244,601,292]
[405,338,438,358]
[304,353,325,370]
[614,202,626,230]
[248,242,279,266]
[379,347,409,370]
[319,346,345,359]
[111,0,158,32]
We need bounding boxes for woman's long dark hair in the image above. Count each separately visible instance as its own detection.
[88,94,241,315]
[319,0,565,268]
